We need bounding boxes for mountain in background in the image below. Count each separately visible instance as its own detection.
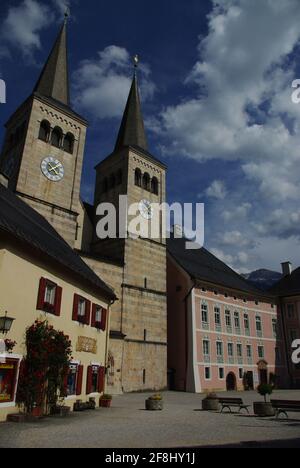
[242,269,282,291]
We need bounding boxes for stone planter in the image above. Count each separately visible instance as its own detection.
[145,399,163,411]
[100,399,112,408]
[202,398,220,411]
[253,402,275,417]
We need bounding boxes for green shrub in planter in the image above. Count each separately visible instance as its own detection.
[257,384,273,403]
[254,384,275,417]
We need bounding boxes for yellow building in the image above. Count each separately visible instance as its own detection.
[0,181,116,421]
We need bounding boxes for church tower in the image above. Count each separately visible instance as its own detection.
[91,62,168,392]
[0,16,88,246]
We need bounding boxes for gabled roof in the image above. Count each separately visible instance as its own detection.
[0,185,116,300]
[114,74,148,152]
[34,20,70,106]
[167,235,265,296]
[269,268,300,297]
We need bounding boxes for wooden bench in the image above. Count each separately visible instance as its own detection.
[271,400,300,419]
[219,397,250,414]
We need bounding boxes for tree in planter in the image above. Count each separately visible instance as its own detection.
[16,321,72,416]
[257,384,273,403]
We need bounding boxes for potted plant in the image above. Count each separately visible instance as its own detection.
[253,384,275,417]
[202,392,220,411]
[100,394,113,408]
[4,339,17,353]
[145,394,163,411]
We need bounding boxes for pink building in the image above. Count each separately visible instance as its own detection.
[167,236,287,393]
[270,263,300,389]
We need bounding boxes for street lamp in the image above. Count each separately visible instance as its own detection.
[0,312,15,335]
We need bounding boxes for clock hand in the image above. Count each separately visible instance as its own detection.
[48,163,59,175]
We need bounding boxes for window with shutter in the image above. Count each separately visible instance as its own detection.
[98,367,105,393]
[86,366,93,394]
[101,309,108,331]
[37,278,62,316]
[76,365,84,396]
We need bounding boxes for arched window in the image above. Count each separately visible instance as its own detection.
[102,178,108,193]
[135,168,142,187]
[117,169,123,186]
[51,126,63,148]
[39,120,50,142]
[109,174,116,190]
[142,172,150,191]
[151,177,159,195]
[63,132,75,154]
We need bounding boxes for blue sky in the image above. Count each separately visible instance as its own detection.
[1,0,300,273]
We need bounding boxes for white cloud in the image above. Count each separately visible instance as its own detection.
[153,0,300,271]
[0,0,71,58]
[73,46,156,120]
[1,0,53,56]
[222,203,252,222]
[205,180,227,199]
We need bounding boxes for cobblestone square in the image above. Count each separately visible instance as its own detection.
[0,391,299,448]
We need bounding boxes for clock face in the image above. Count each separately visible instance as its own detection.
[139,199,153,220]
[41,157,64,182]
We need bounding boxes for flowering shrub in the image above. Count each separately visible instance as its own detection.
[16,320,72,415]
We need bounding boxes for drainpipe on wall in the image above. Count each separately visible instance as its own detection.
[104,297,117,393]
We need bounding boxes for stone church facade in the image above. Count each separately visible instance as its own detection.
[0,20,167,393]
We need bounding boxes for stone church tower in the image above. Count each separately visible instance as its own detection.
[0,18,87,246]
[79,71,168,393]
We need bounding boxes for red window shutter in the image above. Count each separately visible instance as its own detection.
[91,304,97,328]
[101,309,108,331]
[64,368,69,393]
[54,286,62,316]
[37,278,47,310]
[98,366,105,393]
[76,365,83,396]
[85,300,91,325]
[86,366,93,394]
[72,294,79,321]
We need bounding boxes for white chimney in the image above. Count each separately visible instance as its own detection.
[281,262,292,276]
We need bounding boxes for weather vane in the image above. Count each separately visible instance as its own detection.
[133,55,139,69]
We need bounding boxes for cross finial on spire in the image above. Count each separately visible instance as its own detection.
[64,5,70,23]
[133,54,139,69]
